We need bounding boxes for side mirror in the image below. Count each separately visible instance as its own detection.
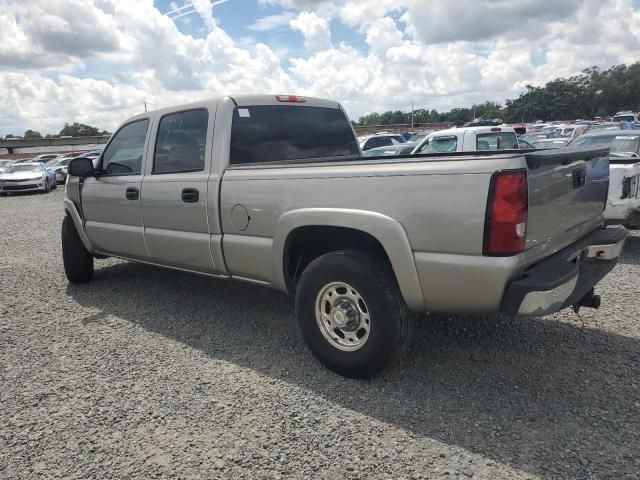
[68,157,95,177]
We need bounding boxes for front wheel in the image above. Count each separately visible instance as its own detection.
[62,215,94,283]
[295,249,412,378]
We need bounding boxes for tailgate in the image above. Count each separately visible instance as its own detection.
[524,147,609,250]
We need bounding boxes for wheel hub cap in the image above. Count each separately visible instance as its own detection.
[315,282,371,352]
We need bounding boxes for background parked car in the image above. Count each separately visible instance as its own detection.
[0,159,15,173]
[362,143,418,157]
[32,154,62,163]
[358,133,407,151]
[0,162,56,195]
[47,157,72,184]
[517,139,535,149]
[568,131,640,158]
[529,138,571,149]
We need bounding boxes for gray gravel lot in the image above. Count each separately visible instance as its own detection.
[1,189,639,479]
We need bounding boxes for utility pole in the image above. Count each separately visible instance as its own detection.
[144,101,147,112]
[411,103,414,129]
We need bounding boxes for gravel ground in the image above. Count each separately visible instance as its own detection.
[1,189,639,480]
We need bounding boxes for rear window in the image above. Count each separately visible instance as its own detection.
[610,135,640,154]
[476,132,518,150]
[613,115,635,123]
[230,106,359,164]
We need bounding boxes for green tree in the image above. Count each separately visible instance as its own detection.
[24,129,42,139]
[59,122,102,137]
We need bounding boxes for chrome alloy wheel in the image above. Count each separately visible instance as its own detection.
[315,282,371,351]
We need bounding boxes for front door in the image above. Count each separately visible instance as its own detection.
[140,108,215,273]
[82,119,150,259]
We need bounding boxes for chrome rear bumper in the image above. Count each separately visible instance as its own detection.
[502,228,627,317]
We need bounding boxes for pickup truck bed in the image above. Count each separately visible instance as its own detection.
[61,95,625,378]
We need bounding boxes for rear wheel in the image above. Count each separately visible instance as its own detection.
[62,215,94,283]
[295,249,412,378]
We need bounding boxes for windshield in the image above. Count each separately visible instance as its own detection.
[570,134,640,155]
[613,115,635,122]
[4,164,43,173]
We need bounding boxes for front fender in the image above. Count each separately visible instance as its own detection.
[63,198,94,253]
[272,208,425,311]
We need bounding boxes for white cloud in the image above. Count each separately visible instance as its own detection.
[1,0,640,136]
[289,11,333,51]
[247,11,296,31]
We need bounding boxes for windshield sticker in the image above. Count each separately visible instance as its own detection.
[238,108,250,118]
[615,136,636,140]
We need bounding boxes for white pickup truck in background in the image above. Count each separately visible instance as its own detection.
[411,126,520,153]
[569,130,640,229]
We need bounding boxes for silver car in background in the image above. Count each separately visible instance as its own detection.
[0,163,56,195]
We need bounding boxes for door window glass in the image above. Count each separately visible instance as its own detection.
[101,119,149,175]
[153,109,208,174]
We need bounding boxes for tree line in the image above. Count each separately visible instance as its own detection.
[356,62,640,126]
[3,122,111,140]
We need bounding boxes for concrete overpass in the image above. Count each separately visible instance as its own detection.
[0,135,111,154]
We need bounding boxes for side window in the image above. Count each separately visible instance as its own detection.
[102,119,149,175]
[153,109,208,174]
[418,136,458,153]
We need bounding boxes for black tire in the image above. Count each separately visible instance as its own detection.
[62,215,94,283]
[295,249,412,378]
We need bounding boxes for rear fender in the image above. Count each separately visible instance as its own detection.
[272,208,425,311]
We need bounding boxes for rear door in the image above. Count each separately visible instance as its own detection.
[140,108,216,273]
[82,119,149,259]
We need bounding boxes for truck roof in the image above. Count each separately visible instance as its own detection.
[427,125,516,136]
[126,95,341,124]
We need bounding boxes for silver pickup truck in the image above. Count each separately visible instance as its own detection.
[62,95,625,378]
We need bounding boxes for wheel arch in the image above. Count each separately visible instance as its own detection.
[63,198,94,253]
[272,208,425,311]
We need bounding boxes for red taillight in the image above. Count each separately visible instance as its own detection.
[484,171,528,256]
[275,95,306,103]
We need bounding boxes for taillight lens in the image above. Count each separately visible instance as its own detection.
[484,171,528,256]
